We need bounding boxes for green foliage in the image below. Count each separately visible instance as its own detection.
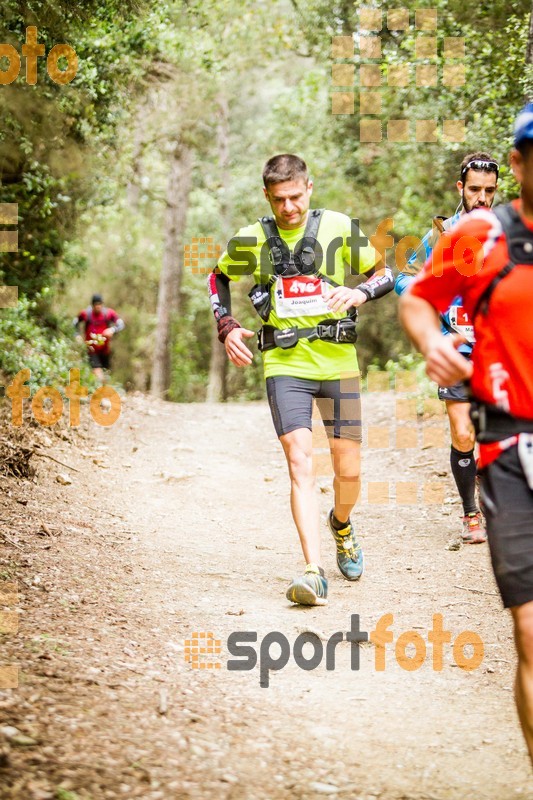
[55,788,82,800]
[0,0,158,298]
[0,0,167,392]
[0,292,93,390]
[170,283,213,402]
[291,0,529,230]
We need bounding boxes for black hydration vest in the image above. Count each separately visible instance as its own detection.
[248,209,359,350]
[259,208,324,278]
[472,203,533,320]
[249,209,340,321]
[469,203,533,438]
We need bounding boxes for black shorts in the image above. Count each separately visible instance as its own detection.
[88,351,110,370]
[265,375,362,441]
[437,351,471,402]
[479,446,533,608]
[438,380,469,402]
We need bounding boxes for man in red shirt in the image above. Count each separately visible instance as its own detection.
[399,104,533,765]
[74,294,125,383]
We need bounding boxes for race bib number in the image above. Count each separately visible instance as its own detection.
[448,305,475,343]
[518,433,533,490]
[274,276,330,319]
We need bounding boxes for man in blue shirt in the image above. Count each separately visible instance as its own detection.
[395,152,499,543]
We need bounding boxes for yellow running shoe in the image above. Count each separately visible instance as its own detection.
[286,564,328,606]
[327,509,364,581]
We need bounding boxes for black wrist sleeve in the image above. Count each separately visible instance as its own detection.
[207,270,234,321]
[207,270,242,341]
[357,265,395,301]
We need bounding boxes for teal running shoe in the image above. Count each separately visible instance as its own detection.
[327,509,364,581]
[286,564,328,606]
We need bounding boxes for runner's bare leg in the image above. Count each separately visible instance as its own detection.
[511,600,533,764]
[329,438,361,523]
[446,400,475,451]
[280,428,321,565]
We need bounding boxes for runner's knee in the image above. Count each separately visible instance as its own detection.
[451,428,475,451]
[284,443,314,483]
[331,443,361,482]
[334,463,360,483]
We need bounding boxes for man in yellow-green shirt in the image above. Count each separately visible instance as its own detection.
[208,154,394,606]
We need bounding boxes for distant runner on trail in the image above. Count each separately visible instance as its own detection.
[400,105,533,765]
[208,154,394,606]
[74,293,125,383]
[395,152,499,544]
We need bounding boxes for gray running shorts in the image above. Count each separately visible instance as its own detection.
[265,375,362,441]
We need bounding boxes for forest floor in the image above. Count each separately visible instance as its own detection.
[0,391,532,800]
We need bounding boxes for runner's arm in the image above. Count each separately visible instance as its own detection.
[73,311,86,332]
[207,269,254,365]
[400,210,498,375]
[106,311,125,334]
[400,292,472,386]
[102,310,125,337]
[207,270,243,343]
[399,216,471,384]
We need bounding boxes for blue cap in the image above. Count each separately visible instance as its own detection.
[514,103,533,146]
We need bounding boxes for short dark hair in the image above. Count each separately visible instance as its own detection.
[516,139,533,161]
[460,151,497,181]
[262,154,308,188]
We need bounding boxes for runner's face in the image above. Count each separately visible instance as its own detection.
[456,169,497,213]
[263,179,313,230]
[93,302,103,314]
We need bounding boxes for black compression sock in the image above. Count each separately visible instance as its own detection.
[331,513,349,530]
[450,446,477,515]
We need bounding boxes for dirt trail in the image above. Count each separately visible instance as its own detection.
[0,393,531,800]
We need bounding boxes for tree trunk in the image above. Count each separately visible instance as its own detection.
[527,0,533,67]
[151,141,193,398]
[206,95,231,402]
[126,104,146,209]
